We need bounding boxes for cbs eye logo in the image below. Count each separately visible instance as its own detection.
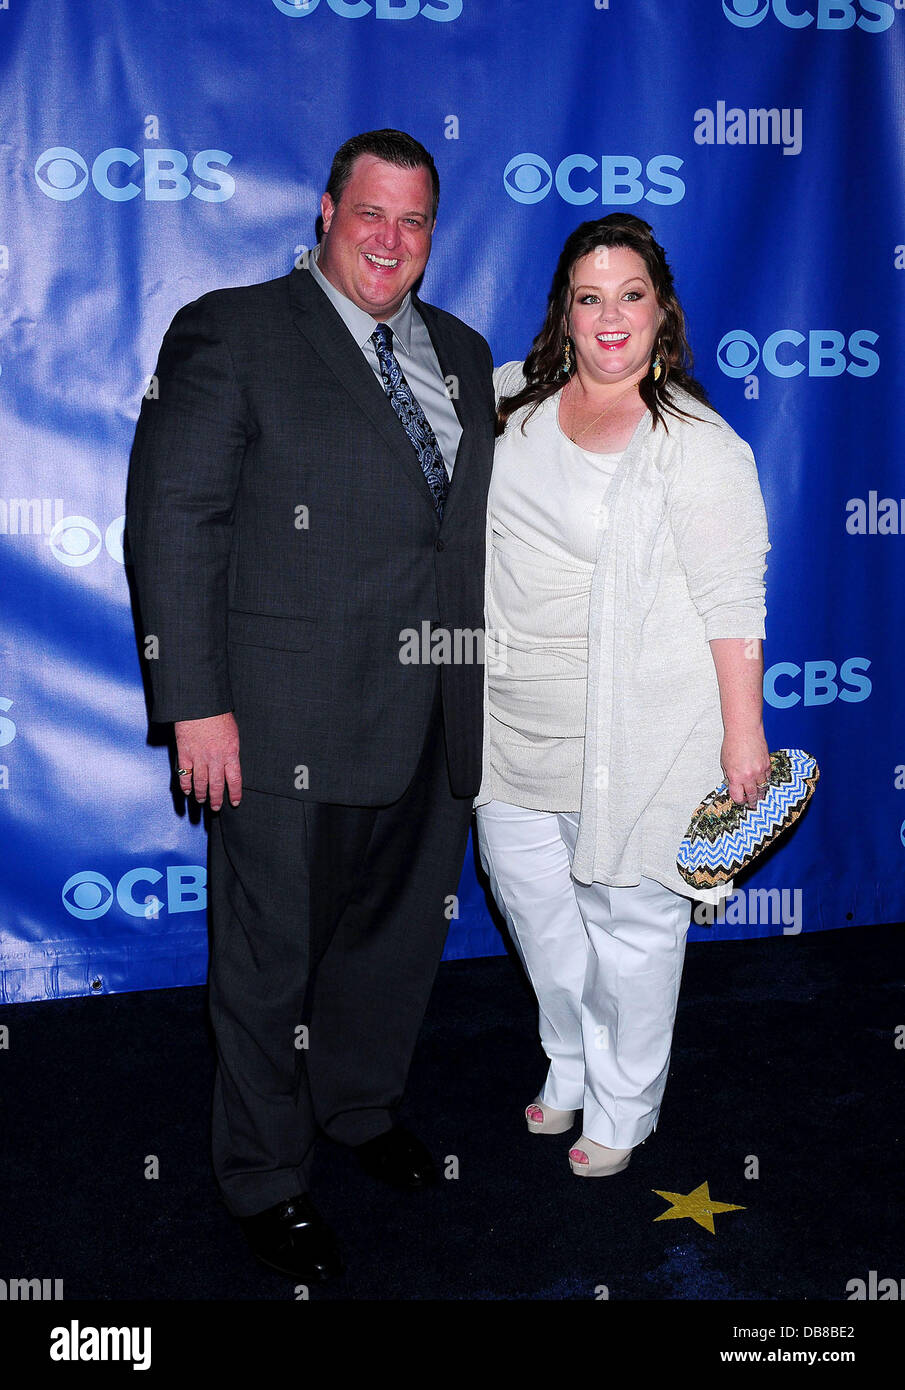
[62,866,207,920]
[34,146,235,202]
[722,0,894,30]
[722,0,770,22]
[717,329,879,379]
[271,0,462,17]
[34,147,90,200]
[47,514,125,567]
[503,154,552,205]
[62,871,115,921]
[0,697,16,748]
[503,152,685,207]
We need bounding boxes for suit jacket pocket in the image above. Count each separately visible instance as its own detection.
[227,610,317,652]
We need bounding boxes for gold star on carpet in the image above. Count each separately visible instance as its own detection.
[652,1180,745,1234]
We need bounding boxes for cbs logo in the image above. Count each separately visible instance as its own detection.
[722,0,894,30]
[0,697,15,748]
[34,147,235,202]
[717,329,879,379]
[272,0,461,14]
[764,657,871,708]
[62,866,207,921]
[503,153,684,207]
[47,514,125,567]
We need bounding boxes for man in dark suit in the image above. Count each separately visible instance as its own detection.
[126,130,495,1281]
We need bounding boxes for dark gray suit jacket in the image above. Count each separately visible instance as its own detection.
[126,266,495,803]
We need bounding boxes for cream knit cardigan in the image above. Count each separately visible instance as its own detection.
[476,362,770,901]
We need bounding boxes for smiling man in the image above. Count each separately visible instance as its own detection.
[126,130,495,1282]
[318,149,435,318]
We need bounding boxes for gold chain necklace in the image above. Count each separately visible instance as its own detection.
[567,377,640,443]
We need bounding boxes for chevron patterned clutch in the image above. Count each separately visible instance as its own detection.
[676,748,820,890]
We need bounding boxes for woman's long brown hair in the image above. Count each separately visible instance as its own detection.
[497,213,711,437]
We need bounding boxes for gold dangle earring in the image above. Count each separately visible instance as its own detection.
[561,335,573,377]
[652,351,663,382]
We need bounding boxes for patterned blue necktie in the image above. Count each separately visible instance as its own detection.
[371,323,449,517]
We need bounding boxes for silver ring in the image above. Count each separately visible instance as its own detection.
[176,767,190,777]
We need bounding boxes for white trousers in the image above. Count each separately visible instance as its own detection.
[476,800,691,1148]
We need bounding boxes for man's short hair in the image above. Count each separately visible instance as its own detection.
[325,129,439,219]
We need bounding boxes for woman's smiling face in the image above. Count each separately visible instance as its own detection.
[566,245,664,387]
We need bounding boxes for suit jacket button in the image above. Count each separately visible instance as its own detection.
[436,539,445,552]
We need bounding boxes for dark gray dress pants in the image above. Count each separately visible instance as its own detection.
[207,684,473,1217]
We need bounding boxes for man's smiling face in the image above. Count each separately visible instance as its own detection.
[317,154,435,321]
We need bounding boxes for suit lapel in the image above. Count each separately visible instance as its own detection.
[415,296,483,532]
[287,269,439,514]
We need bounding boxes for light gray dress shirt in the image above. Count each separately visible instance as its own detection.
[308,246,462,476]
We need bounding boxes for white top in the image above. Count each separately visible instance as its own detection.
[485,370,623,811]
[477,362,770,904]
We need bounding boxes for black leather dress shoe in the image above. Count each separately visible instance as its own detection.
[354,1125,438,1189]
[239,1193,344,1281]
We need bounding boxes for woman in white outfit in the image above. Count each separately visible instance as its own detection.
[475,214,771,1176]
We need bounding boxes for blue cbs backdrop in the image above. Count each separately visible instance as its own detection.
[1,0,903,1002]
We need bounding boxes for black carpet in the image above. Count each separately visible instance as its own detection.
[1,921,903,1310]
